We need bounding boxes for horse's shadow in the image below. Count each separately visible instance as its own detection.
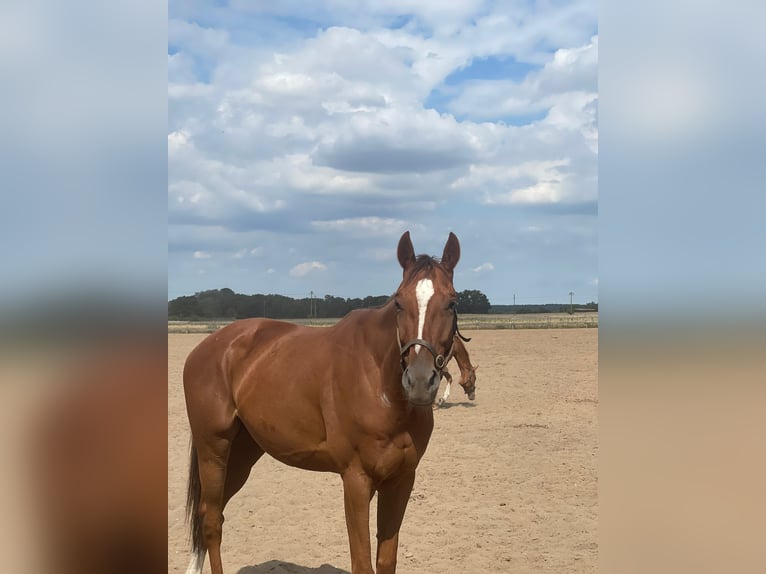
[436,400,477,410]
[237,561,349,574]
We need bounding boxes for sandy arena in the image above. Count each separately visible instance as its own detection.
[168,328,598,573]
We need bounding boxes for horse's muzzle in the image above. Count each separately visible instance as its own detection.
[401,364,440,405]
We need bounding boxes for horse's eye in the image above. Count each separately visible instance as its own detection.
[447,300,457,310]
[394,300,403,311]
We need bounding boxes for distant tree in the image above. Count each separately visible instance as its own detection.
[363,295,389,308]
[457,289,491,314]
[168,295,202,319]
[322,295,348,318]
[169,289,392,320]
[197,288,244,318]
[234,294,264,318]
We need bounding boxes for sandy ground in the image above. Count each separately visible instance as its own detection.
[168,328,598,573]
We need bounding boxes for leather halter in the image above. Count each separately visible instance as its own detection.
[397,327,452,372]
[396,309,460,372]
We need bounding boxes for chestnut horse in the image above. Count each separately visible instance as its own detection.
[184,231,462,574]
[435,336,478,408]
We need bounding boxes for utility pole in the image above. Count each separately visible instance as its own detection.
[310,290,314,320]
[513,293,516,306]
[569,291,574,315]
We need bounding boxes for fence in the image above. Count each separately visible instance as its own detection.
[168,313,597,334]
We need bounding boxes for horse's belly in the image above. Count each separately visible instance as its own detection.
[235,402,341,473]
[267,443,338,472]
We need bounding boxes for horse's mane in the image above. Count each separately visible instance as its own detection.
[378,255,443,307]
[409,254,440,276]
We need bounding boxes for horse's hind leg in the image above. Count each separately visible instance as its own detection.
[194,421,264,574]
[193,420,241,574]
[223,424,265,508]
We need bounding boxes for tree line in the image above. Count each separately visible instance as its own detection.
[490,302,598,314]
[168,288,493,320]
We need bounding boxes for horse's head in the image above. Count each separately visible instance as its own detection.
[394,231,460,406]
[460,364,478,401]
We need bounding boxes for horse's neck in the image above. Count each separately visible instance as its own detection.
[355,301,402,390]
[453,339,474,378]
[344,302,399,368]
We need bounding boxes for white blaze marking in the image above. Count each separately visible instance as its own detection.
[415,278,434,354]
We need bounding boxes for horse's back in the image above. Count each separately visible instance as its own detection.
[184,319,295,377]
[183,319,301,426]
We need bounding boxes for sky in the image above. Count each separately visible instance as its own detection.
[168,1,598,305]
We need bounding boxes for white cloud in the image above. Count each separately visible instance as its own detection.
[193,251,211,259]
[590,278,599,286]
[311,217,407,236]
[312,106,479,174]
[168,82,216,100]
[289,261,328,277]
[452,159,570,191]
[472,159,587,206]
[168,19,229,58]
[263,154,375,195]
[446,36,598,122]
[499,180,563,205]
[168,16,597,223]
[167,3,598,301]
[168,130,289,220]
[168,52,197,85]
[364,247,396,261]
[232,246,264,259]
[472,262,494,272]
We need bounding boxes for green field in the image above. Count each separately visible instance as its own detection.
[168,313,597,334]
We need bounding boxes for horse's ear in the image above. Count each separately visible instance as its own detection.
[397,231,416,271]
[441,232,460,274]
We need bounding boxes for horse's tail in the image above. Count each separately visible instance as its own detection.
[186,443,205,571]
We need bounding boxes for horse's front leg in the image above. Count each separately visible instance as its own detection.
[342,469,375,574]
[376,471,416,574]
[436,370,452,407]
